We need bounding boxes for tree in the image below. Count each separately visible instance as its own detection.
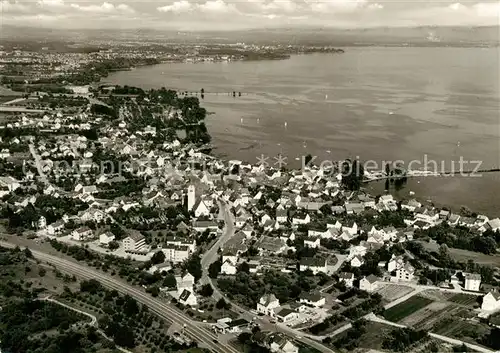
[151,251,166,265]
[162,273,177,288]
[216,298,230,310]
[208,258,222,279]
[199,284,214,297]
[183,254,202,281]
[237,262,250,274]
[38,268,46,277]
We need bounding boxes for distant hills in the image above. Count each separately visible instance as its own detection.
[1,25,498,47]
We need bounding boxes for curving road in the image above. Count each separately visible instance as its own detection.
[0,241,239,353]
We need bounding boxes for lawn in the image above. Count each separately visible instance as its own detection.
[383,296,434,322]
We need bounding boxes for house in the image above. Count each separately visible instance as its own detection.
[464,273,482,291]
[165,236,196,253]
[388,254,405,272]
[80,208,106,223]
[359,275,380,292]
[350,255,364,268]
[193,199,211,217]
[304,236,321,248]
[47,220,65,235]
[257,294,280,317]
[482,292,500,311]
[192,220,218,233]
[162,244,190,264]
[292,214,310,225]
[176,273,195,293]
[178,289,197,306]
[275,307,300,324]
[148,263,172,275]
[267,333,299,353]
[484,218,500,232]
[339,272,355,288]
[299,257,327,274]
[123,230,146,252]
[276,205,288,223]
[0,176,21,192]
[99,232,115,246]
[221,259,237,275]
[345,202,364,215]
[71,226,93,241]
[342,221,358,236]
[396,263,415,282]
[214,318,250,334]
[298,292,325,307]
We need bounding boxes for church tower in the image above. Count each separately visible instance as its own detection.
[187,184,196,211]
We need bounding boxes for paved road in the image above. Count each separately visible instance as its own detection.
[198,204,335,352]
[0,241,238,353]
[29,143,50,184]
[200,200,236,302]
[1,97,26,105]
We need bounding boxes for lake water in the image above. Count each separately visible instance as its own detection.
[105,47,500,216]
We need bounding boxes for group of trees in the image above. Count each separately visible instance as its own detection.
[382,328,429,352]
[217,270,320,308]
[417,223,500,255]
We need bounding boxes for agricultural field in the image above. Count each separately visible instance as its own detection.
[445,293,480,307]
[375,284,415,302]
[383,296,434,322]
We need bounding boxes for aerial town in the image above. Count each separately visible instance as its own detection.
[1,41,500,353]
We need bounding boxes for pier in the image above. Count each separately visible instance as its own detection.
[363,168,500,183]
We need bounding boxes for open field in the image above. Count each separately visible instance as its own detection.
[383,296,434,322]
[419,240,500,267]
[375,284,415,302]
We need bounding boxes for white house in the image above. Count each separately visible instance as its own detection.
[193,199,210,217]
[298,292,325,307]
[304,237,321,248]
[350,255,364,268]
[257,294,280,317]
[47,220,65,235]
[275,307,300,324]
[276,205,288,223]
[482,292,500,311]
[178,289,197,306]
[221,259,237,275]
[396,263,415,282]
[464,273,482,291]
[269,335,299,353]
[359,275,380,292]
[71,226,93,241]
[300,257,328,274]
[162,244,190,264]
[388,254,405,272]
[176,273,195,293]
[0,176,21,192]
[339,272,355,288]
[123,231,146,252]
[292,214,310,225]
[99,232,115,246]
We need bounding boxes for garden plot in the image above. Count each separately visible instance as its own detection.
[375,284,415,302]
[383,296,434,322]
[400,301,451,328]
[445,293,480,307]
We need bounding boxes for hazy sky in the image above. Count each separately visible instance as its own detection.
[1,0,499,30]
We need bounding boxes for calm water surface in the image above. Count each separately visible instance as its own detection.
[105,47,500,215]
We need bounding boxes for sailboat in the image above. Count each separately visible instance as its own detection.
[284,121,287,128]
